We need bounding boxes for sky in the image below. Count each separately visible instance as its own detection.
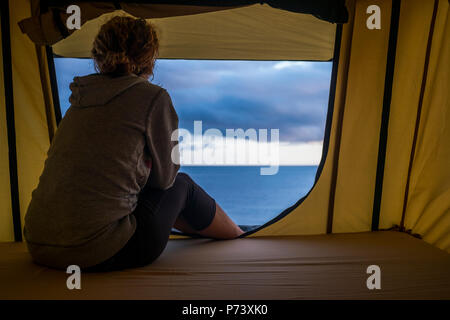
[54,58,332,165]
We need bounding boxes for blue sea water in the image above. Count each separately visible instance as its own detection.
[178,165,318,226]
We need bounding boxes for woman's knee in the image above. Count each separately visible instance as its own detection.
[173,172,195,197]
[176,172,194,184]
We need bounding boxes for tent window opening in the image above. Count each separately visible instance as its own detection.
[53,58,332,230]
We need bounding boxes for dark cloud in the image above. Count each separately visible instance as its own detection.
[55,58,332,142]
[153,60,332,142]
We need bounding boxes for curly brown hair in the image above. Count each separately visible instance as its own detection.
[92,16,159,78]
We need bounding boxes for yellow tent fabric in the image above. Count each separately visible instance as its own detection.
[379,0,438,231]
[0,0,449,255]
[51,5,336,61]
[402,0,449,249]
[0,0,55,242]
[0,19,13,241]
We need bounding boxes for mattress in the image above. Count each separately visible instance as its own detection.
[1,231,449,299]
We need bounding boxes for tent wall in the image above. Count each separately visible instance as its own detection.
[332,0,392,233]
[0,0,55,242]
[379,0,438,231]
[401,0,449,250]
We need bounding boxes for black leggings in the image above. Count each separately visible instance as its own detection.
[84,172,216,272]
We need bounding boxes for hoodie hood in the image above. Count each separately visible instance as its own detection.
[69,73,147,107]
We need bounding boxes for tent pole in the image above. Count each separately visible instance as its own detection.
[35,44,57,142]
[45,46,62,125]
[315,24,343,184]
[326,25,344,233]
[371,0,401,231]
[1,0,22,241]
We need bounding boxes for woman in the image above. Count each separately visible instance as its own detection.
[23,16,244,272]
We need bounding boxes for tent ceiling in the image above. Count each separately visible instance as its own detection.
[52,4,336,61]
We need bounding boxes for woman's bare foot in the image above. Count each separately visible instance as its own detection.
[174,202,244,240]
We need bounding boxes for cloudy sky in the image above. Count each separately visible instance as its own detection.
[54,58,332,165]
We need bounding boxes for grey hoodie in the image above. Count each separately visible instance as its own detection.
[23,73,180,269]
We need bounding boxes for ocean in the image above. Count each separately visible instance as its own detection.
[178,165,318,226]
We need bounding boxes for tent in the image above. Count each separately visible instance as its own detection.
[0,0,449,299]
